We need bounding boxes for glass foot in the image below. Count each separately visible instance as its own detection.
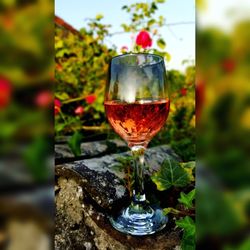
[109,204,168,236]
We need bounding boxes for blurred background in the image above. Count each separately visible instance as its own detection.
[0,0,54,249]
[196,0,250,249]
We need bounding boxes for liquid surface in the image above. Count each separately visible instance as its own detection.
[104,100,170,147]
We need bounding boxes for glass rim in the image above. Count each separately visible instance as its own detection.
[111,52,164,64]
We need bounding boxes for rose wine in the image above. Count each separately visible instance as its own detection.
[105,99,170,147]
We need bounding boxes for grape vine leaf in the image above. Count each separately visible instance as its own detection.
[176,216,195,250]
[178,189,195,209]
[151,157,191,191]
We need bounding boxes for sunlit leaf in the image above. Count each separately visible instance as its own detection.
[164,52,171,61]
[147,19,156,27]
[96,14,104,20]
[157,38,166,49]
[181,161,195,181]
[121,24,131,32]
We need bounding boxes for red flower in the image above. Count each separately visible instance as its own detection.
[0,77,12,109]
[136,31,152,49]
[35,90,53,108]
[54,98,61,115]
[180,88,187,96]
[222,58,236,73]
[75,106,84,115]
[85,95,96,104]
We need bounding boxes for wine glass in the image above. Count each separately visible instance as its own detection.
[104,53,170,236]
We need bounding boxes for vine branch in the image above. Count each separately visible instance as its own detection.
[109,21,195,36]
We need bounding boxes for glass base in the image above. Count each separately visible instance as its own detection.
[109,204,168,236]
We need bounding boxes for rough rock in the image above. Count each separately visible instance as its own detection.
[55,144,181,249]
[55,139,127,164]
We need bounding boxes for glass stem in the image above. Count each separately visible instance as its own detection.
[131,146,146,204]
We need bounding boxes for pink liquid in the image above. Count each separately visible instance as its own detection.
[105,100,170,147]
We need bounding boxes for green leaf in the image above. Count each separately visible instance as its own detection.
[151,2,158,11]
[121,24,131,32]
[55,123,66,133]
[157,38,166,49]
[182,233,196,250]
[95,14,104,20]
[176,216,195,250]
[55,40,63,49]
[56,48,70,58]
[176,216,195,234]
[178,189,195,209]
[155,0,165,3]
[23,136,50,181]
[164,52,171,61]
[55,92,69,101]
[153,49,171,62]
[68,131,83,157]
[158,15,165,26]
[181,161,196,169]
[147,19,156,27]
[151,157,191,191]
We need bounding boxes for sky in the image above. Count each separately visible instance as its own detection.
[55,0,195,72]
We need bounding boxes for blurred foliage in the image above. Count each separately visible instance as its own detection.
[196,16,250,249]
[0,0,53,183]
[0,0,53,85]
[0,1,54,249]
